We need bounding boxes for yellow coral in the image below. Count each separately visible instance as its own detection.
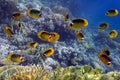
[0,65,51,80]
[50,65,104,80]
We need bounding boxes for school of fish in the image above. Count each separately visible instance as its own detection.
[3,8,119,67]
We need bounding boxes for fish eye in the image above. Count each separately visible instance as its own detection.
[21,58,24,61]
[49,35,52,38]
[51,34,56,37]
[106,13,108,15]
[20,57,24,61]
[107,63,110,65]
[39,14,42,17]
[69,23,73,26]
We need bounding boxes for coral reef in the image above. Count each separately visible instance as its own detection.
[0,65,50,80]
[50,65,103,80]
[50,65,120,80]
[0,65,120,80]
[99,71,120,80]
[0,0,120,75]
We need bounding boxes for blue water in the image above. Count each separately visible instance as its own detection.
[42,0,120,32]
[79,0,120,30]
[64,0,120,31]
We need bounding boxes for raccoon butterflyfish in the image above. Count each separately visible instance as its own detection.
[4,26,14,38]
[7,52,24,63]
[37,30,60,42]
[98,22,109,31]
[43,48,55,57]
[13,12,23,20]
[98,53,112,66]
[37,30,50,41]
[64,12,70,21]
[98,49,112,66]
[109,30,118,39]
[69,18,88,29]
[105,9,119,16]
[28,41,38,48]
[47,32,60,42]
[27,9,42,19]
[76,31,84,41]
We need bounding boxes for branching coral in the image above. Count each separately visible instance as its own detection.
[0,65,13,74]
[0,65,51,80]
